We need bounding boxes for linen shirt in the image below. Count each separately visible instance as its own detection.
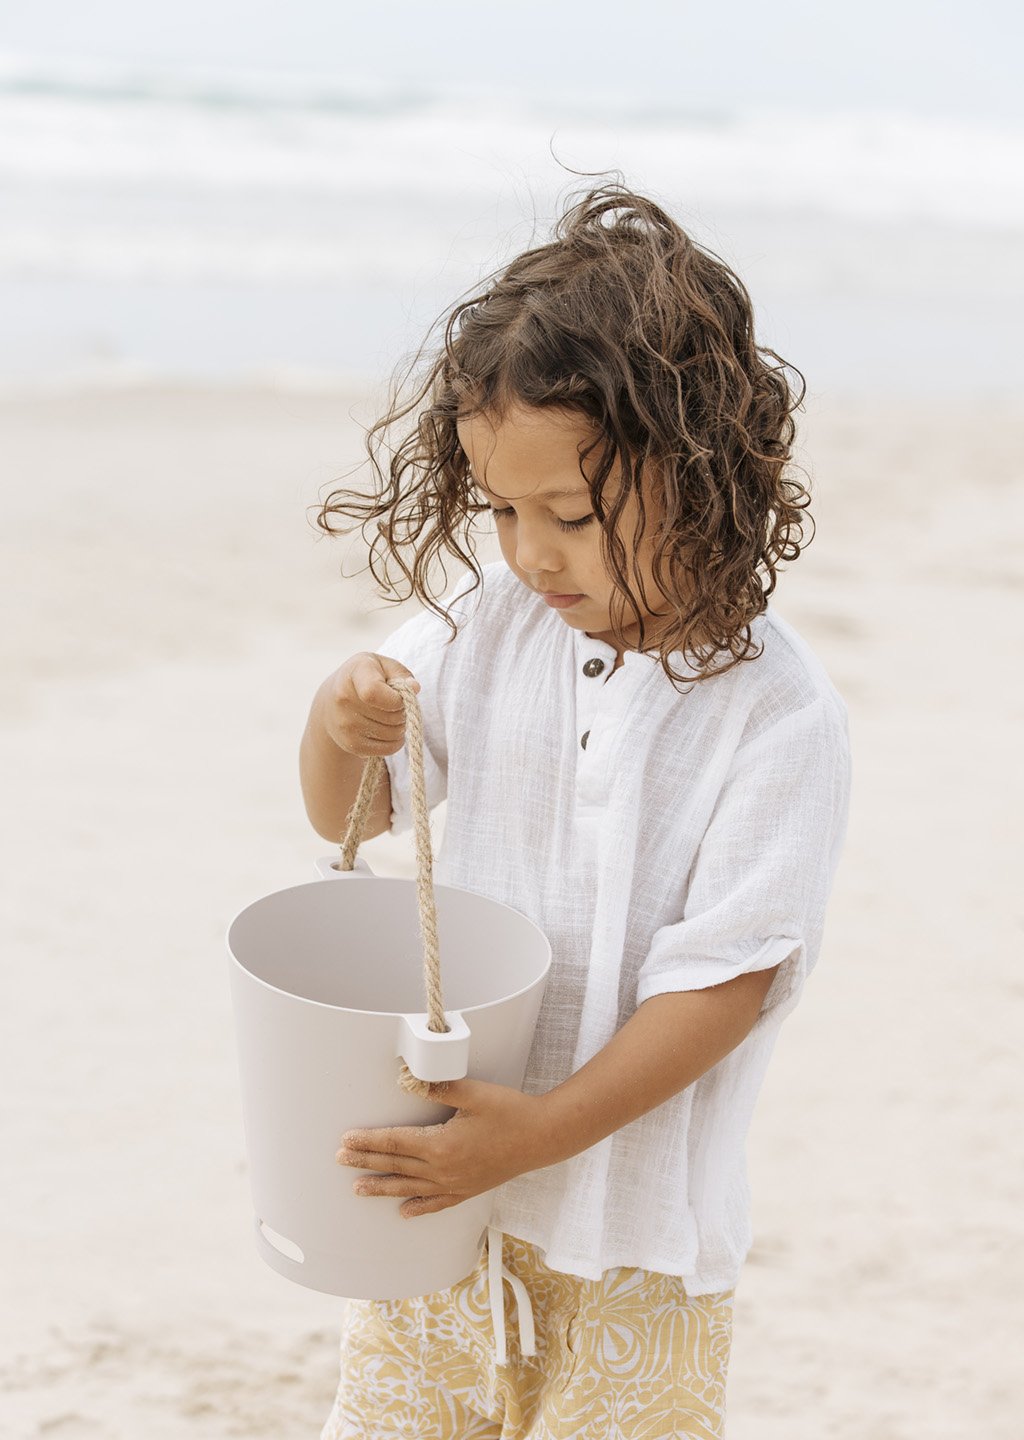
[379,560,851,1293]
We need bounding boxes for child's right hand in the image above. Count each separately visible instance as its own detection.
[315,652,421,758]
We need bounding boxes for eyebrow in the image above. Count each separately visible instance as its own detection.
[472,480,588,501]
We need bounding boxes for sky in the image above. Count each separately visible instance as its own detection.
[0,0,1020,122]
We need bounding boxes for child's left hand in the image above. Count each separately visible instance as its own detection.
[335,1077,552,1219]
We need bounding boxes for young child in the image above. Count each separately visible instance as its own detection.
[300,181,851,1439]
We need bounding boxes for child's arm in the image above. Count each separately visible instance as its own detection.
[336,963,780,1217]
[299,652,420,841]
[529,965,781,1166]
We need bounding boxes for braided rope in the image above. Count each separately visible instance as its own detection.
[336,677,447,1100]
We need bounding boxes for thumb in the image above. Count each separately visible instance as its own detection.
[423,1076,494,1109]
[377,655,421,695]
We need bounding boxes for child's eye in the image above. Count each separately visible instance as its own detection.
[489,506,595,533]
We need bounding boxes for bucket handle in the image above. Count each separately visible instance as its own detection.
[333,677,451,1098]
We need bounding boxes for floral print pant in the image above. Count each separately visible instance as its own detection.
[320,1230,735,1439]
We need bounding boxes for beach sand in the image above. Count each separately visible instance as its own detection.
[3,382,1021,1437]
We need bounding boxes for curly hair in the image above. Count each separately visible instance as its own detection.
[316,179,812,690]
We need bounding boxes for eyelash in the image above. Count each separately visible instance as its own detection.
[489,506,595,533]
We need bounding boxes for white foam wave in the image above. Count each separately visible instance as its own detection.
[2,53,1021,388]
[0,53,1020,297]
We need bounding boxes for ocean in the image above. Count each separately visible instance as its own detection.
[2,54,1021,394]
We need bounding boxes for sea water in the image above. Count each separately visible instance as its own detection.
[2,56,1021,393]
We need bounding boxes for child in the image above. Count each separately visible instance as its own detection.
[300,181,851,1439]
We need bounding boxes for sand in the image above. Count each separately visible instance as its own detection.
[3,381,1021,1438]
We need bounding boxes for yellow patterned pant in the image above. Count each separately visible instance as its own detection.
[320,1229,735,1439]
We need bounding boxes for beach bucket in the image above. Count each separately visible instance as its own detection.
[226,678,551,1301]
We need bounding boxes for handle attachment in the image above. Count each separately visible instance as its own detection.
[396,1010,470,1083]
[314,854,374,879]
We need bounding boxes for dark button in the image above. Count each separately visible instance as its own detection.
[582,657,606,677]
[580,730,590,750]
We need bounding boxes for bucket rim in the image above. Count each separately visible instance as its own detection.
[226,874,547,929]
[225,875,552,1017]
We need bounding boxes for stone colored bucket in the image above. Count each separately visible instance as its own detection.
[226,679,551,1300]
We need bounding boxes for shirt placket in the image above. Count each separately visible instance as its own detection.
[574,635,627,812]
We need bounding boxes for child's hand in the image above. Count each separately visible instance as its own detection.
[316,652,420,759]
[335,1078,552,1218]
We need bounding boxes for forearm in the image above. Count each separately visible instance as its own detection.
[531,964,780,1169]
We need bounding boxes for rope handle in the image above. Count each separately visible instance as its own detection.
[336,677,447,1100]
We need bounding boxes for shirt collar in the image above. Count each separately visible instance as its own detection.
[573,625,700,679]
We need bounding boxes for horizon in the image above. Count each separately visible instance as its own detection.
[0,0,1019,124]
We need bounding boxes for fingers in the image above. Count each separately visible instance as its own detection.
[357,684,408,724]
[351,686,406,732]
[346,1174,468,1217]
[357,655,420,720]
[336,1145,430,1174]
[400,1195,465,1218]
[319,653,421,758]
[339,1126,427,1158]
[351,1173,452,1199]
[353,723,404,754]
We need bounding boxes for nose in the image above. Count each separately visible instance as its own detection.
[513,515,564,575]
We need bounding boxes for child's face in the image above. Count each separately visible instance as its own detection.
[457,402,674,656]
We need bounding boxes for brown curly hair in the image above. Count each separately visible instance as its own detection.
[316,179,811,690]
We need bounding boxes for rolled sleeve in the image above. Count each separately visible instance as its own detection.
[635,695,851,1032]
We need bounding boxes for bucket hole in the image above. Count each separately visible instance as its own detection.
[258,1220,304,1264]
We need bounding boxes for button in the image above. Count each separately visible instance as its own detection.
[582,658,605,677]
[580,730,590,749]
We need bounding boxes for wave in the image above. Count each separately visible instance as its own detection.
[0,51,736,127]
[1,51,1021,222]
[1,47,1022,367]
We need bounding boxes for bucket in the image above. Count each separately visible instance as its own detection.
[226,678,552,1300]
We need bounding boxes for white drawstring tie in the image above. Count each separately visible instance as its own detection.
[487,1226,536,1366]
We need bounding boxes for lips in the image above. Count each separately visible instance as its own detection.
[540,591,585,609]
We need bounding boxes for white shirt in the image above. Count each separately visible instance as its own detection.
[380,560,851,1293]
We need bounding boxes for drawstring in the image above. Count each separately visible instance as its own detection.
[487,1226,536,1366]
